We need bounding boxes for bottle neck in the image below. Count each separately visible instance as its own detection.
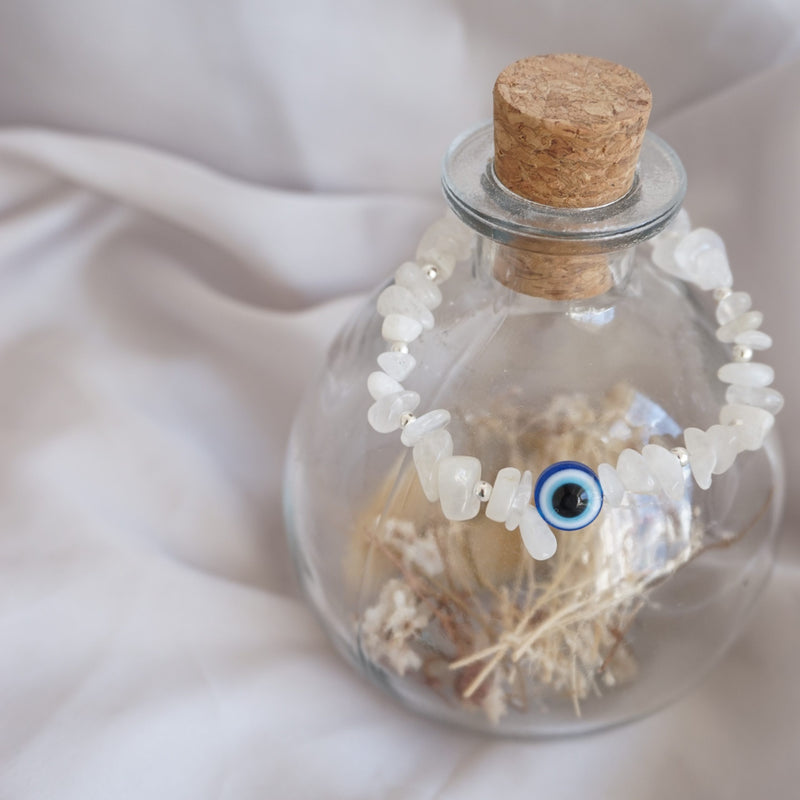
[442,123,685,302]
[472,234,637,305]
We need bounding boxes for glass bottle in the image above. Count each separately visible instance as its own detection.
[283,55,783,736]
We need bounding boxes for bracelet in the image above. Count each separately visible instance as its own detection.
[367,210,782,561]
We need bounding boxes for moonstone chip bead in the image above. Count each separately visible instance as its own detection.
[720,404,775,451]
[616,449,657,493]
[367,371,403,400]
[642,444,685,501]
[715,291,752,325]
[717,362,774,388]
[519,506,558,561]
[716,310,763,343]
[485,467,522,522]
[706,424,741,475]
[416,218,472,281]
[597,463,625,506]
[400,409,451,447]
[394,262,442,310]
[651,209,692,272]
[412,429,453,501]
[367,390,420,434]
[734,329,772,350]
[381,313,423,344]
[672,228,733,290]
[504,469,533,531]
[684,427,716,490]
[725,384,784,414]
[377,351,417,381]
[376,285,434,330]
[437,455,482,521]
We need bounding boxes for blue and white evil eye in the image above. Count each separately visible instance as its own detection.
[533,461,604,531]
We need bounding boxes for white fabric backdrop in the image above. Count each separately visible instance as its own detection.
[0,2,798,798]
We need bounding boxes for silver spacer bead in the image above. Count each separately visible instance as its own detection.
[732,344,753,362]
[390,342,409,354]
[713,286,733,302]
[474,480,492,502]
[671,446,689,466]
[423,264,439,282]
[399,412,415,428]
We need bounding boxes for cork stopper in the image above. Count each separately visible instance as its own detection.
[491,54,652,299]
[493,54,651,208]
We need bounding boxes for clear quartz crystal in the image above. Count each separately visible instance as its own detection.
[438,455,482,521]
[725,384,784,414]
[504,469,534,531]
[717,362,774,387]
[382,313,423,343]
[368,390,420,433]
[519,506,558,559]
[683,427,716,489]
[395,262,443,309]
[486,467,522,522]
[400,409,451,447]
[412,429,453,501]
[377,351,417,381]
[377,285,435,330]
[716,310,763,343]
[734,329,772,350]
[716,291,751,325]
[616,448,656,493]
[367,370,403,400]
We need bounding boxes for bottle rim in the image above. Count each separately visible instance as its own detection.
[442,121,687,255]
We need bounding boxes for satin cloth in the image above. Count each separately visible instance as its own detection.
[0,2,798,798]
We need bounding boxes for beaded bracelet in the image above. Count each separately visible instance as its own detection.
[366,210,782,561]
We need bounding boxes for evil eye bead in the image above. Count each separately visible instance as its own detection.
[533,461,603,531]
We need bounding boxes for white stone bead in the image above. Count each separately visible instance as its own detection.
[377,351,417,381]
[394,261,442,310]
[717,362,774,388]
[597,462,625,506]
[485,467,521,522]
[415,219,470,281]
[651,210,692,272]
[367,390,420,434]
[719,404,775,451]
[725,384,784,414]
[504,470,533,531]
[441,210,475,253]
[377,285,434,330]
[715,291,752,325]
[734,329,772,350]
[367,371,403,400]
[616,449,657,493]
[400,409,451,447]
[672,228,732,290]
[412,429,453,502]
[519,506,558,561]
[684,427,716,490]
[656,208,692,241]
[437,455,482,521]
[706,424,742,475]
[642,444,685,502]
[716,310,763,343]
[382,313,423,344]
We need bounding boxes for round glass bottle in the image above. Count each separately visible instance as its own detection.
[284,56,784,736]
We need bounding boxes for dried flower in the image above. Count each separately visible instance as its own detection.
[361,579,431,675]
[381,517,444,577]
